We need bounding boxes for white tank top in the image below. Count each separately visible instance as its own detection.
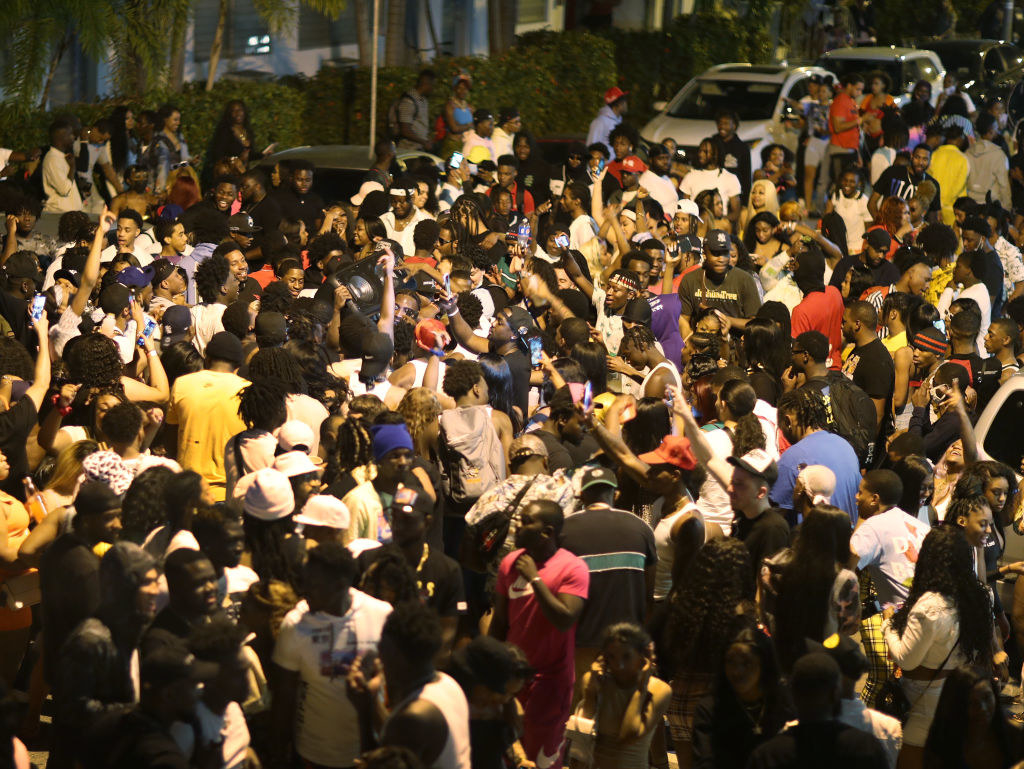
[409,358,447,391]
[348,372,392,400]
[391,673,471,769]
[640,360,682,396]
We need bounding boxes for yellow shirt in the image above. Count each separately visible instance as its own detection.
[165,370,248,500]
[882,330,907,358]
[928,145,969,226]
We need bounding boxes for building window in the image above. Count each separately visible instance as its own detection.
[193,0,272,62]
[297,4,358,49]
[517,0,547,24]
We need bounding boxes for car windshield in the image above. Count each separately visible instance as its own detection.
[982,389,1024,470]
[820,58,904,90]
[667,79,782,121]
[933,48,979,81]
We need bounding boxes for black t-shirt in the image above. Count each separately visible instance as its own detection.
[534,429,574,472]
[949,353,1002,412]
[710,134,752,196]
[412,455,445,549]
[732,508,790,574]
[979,248,1005,311]
[277,188,326,233]
[872,166,942,213]
[358,544,465,617]
[107,711,190,769]
[504,348,531,420]
[840,338,894,436]
[39,532,100,677]
[565,433,600,468]
[747,721,889,769]
[0,396,37,499]
[828,255,900,292]
[0,291,31,349]
[560,505,658,647]
[244,195,283,235]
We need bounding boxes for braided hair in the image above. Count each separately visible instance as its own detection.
[776,388,829,432]
[335,418,374,475]
[238,377,289,432]
[248,348,307,395]
[622,324,657,353]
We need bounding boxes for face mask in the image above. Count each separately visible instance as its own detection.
[998,113,1008,129]
[52,285,63,307]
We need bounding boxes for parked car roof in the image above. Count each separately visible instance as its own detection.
[821,46,938,60]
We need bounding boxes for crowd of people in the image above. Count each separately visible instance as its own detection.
[0,63,1021,769]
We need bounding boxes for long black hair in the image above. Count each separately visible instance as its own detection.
[890,526,993,667]
[718,379,765,457]
[923,666,1014,769]
[479,352,522,433]
[773,505,851,671]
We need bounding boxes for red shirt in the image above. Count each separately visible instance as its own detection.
[830,92,861,150]
[488,182,535,215]
[791,285,845,369]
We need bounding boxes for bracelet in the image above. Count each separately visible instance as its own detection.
[446,307,459,316]
[147,349,158,357]
[58,405,73,417]
[530,576,542,586]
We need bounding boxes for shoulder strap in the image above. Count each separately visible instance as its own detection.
[506,475,538,520]
[232,435,247,477]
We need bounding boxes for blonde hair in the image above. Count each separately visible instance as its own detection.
[779,200,805,222]
[577,237,610,289]
[396,388,441,449]
[744,179,780,221]
[45,439,100,495]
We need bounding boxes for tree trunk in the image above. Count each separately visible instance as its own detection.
[39,33,72,110]
[355,0,372,67]
[385,0,408,67]
[500,0,517,52]
[487,0,501,54]
[169,12,187,91]
[205,0,229,91]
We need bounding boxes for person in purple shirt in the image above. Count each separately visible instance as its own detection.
[625,247,684,368]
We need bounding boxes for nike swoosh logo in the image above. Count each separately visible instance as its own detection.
[508,577,535,599]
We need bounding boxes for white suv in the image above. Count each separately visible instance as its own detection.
[640,63,832,172]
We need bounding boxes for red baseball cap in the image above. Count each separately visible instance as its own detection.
[620,155,647,174]
[638,435,697,471]
[604,87,629,104]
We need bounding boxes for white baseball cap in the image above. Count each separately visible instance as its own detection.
[277,420,315,454]
[238,468,295,521]
[294,494,350,530]
[351,180,385,207]
[273,450,322,478]
[676,199,703,222]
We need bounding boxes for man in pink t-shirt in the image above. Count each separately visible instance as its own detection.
[791,246,845,369]
[490,499,589,769]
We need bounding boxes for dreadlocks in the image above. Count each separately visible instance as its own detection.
[622,324,657,352]
[237,377,289,431]
[777,388,829,431]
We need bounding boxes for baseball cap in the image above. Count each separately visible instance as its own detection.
[727,449,779,485]
[151,258,183,288]
[116,265,156,288]
[239,468,295,521]
[502,307,535,338]
[864,228,891,252]
[703,229,731,254]
[53,268,81,288]
[604,86,629,104]
[581,466,618,492]
[273,450,322,478]
[498,107,520,124]
[74,481,123,518]
[254,311,288,347]
[228,212,261,235]
[160,305,192,348]
[415,318,447,352]
[911,326,950,355]
[277,420,316,453]
[676,199,703,222]
[473,108,494,123]
[509,434,548,464]
[806,633,869,680]
[679,234,703,253]
[141,642,218,691]
[388,485,433,517]
[359,332,395,382]
[638,435,697,470]
[351,180,384,207]
[205,331,244,366]
[620,155,647,174]
[622,297,653,325]
[3,252,42,282]
[294,494,351,530]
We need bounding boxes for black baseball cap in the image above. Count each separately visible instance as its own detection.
[703,229,730,254]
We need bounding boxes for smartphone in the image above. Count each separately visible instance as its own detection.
[517,221,532,250]
[137,317,157,347]
[450,151,464,169]
[664,385,674,409]
[443,273,451,295]
[529,336,543,368]
[582,381,593,411]
[29,295,45,322]
[554,233,569,250]
[597,158,606,175]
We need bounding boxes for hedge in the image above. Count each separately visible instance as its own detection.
[0,21,764,162]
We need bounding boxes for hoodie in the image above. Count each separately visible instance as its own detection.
[51,543,159,769]
[586,105,622,157]
[966,138,1011,209]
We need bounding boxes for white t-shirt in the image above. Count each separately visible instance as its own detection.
[285,394,329,454]
[698,427,734,534]
[100,243,155,267]
[190,303,227,356]
[638,170,679,216]
[936,281,991,355]
[830,191,872,255]
[679,168,741,205]
[569,214,598,251]
[380,208,433,257]
[273,589,393,767]
[170,700,250,769]
[851,507,929,606]
[870,148,897,185]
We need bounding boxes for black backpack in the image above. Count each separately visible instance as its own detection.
[805,374,877,467]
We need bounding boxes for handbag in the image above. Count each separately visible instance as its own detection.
[877,637,958,723]
[564,697,599,769]
[1,570,41,611]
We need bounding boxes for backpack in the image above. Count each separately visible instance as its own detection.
[811,374,877,467]
[386,92,419,143]
[438,405,506,507]
[460,476,537,573]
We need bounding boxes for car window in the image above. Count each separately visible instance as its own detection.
[1001,45,1023,70]
[982,389,1024,470]
[667,79,783,121]
[984,48,1006,77]
[786,76,810,102]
